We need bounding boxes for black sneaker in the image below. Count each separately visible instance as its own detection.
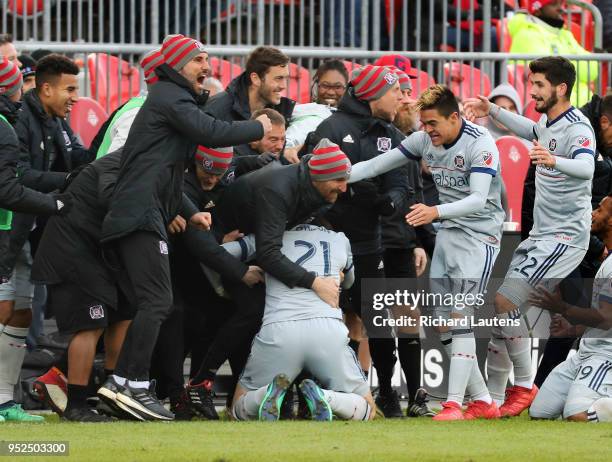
[182,380,219,420]
[170,393,196,421]
[407,388,435,417]
[97,377,143,421]
[62,407,113,422]
[375,390,404,418]
[116,382,174,421]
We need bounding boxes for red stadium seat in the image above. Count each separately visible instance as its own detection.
[7,0,45,16]
[68,97,108,149]
[443,62,491,100]
[523,99,540,122]
[208,57,243,89]
[496,136,531,228]
[569,20,594,52]
[507,63,532,105]
[285,62,311,104]
[342,60,362,77]
[87,54,140,113]
[410,69,436,98]
[496,18,512,52]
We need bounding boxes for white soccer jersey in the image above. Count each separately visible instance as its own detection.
[398,119,505,247]
[531,107,595,249]
[580,255,612,357]
[262,225,354,326]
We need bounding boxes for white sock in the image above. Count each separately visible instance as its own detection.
[499,310,533,389]
[112,375,126,386]
[439,331,453,357]
[321,389,370,421]
[588,398,612,422]
[128,380,150,389]
[233,385,270,421]
[446,330,476,405]
[466,361,492,404]
[487,334,513,406]
[0,325,29,405]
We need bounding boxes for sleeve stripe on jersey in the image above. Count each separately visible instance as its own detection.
[345,262,354,272]
[571,148,595,159]
[600,294,612,304]
[398,143,420,161]
[471,166,497,176]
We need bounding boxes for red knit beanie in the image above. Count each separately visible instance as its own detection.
[308,138,351,181]
[140,48,165,86]
[161,34,206,72]
[350,65,399,101]
[0,57,23,97]
[195,145,233,174]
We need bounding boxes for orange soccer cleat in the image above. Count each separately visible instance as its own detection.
[33,367,68,415]
[499,385,539,417]
[464,400,501,420]
[432,401,464,421]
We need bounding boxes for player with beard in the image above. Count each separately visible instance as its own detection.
[348,84,505,420]
[464,56,595,417]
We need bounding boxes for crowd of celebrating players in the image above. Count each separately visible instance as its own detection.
[0,25,611,424]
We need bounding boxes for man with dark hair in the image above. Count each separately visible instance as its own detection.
[17,55,36,93]
[0,34,20,67]
[465,55,596,418]
[303,65,411,418]
[349,84,505,421]
[0,56,68,423]
[96,35,271,421]
[205,46,293,124]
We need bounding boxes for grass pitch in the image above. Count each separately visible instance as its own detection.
[1,415,611,461]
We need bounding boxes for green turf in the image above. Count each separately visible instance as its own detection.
[1,415,611,461]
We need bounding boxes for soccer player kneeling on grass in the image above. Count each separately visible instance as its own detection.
[228,224,376,421]
[528,194,612,422]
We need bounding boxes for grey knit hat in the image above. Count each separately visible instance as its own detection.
[161,34,206,72]
[308,138,352,181]
[350,65,399,101]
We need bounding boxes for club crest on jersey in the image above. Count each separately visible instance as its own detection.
[482,152,493,166]
[577,136,591,147]
[549,139,557,151]
[454,155,465,168]
[89,305,105,320]
[377,137,392,152]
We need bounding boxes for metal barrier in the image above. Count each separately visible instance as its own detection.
[0,0,604,53]
[9,40,612,112]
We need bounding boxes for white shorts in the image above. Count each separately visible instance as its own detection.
[497,239,587,308]
[530,350,612,419]
[0,242,34,310]
[239,317,369,396]
[429,228,499,315]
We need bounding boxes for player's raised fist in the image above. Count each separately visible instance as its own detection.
[463,95,491,122]
[256,114,273,134]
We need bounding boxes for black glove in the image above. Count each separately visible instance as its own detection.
[374,194,395,216]
[61,164,89,192]
[52,193,73,215]
[256,151,278,167]
[348,180,379,207]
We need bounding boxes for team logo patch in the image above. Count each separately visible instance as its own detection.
[89,305,105,320]
[196,41,206,52]
[549,139,557,151]
[342,134,354,143]
[160,241,169,255]
[383,73,398,85]
[377,137,392,152]
[62,130,71,146]
[346,164,352,175]
[204,200,215,209]
[454,155,465,168]
[509,146,521,163]
[577,136,591,147]
[426,153,434,161]
[482,152,493,166]
[203,159,213,170]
